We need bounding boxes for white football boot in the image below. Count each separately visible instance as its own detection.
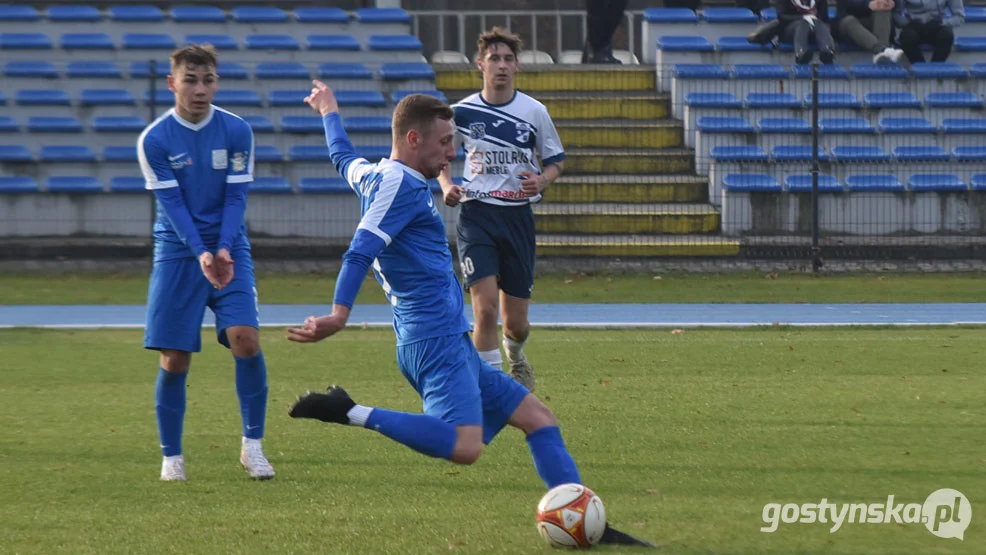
[160,454,186,481]
[240,437,275,480]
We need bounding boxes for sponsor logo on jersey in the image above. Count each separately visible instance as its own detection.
[168,153,192,170]
[231,151,249,173]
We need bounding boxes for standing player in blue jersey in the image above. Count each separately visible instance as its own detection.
[137,44,273,481]
[438,28,566,393]
[286,81,651,547]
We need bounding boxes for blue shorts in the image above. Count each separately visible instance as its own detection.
[456,200,536,299]
[397,333,530,445]
[144,252,259,353]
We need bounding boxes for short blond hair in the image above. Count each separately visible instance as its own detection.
[170,44,218,72]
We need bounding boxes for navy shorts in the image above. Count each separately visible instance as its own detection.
[456,200,536,299]
[144,251,259,353]
[396,333,530,445]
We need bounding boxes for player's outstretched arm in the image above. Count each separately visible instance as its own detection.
[305,80,372,190]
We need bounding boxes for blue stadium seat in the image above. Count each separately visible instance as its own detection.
[103,146,137,162]
[307,35,361,51]
[355,8,411,23]
[61,33,114,50]
[696,116,754,133]
[967,7,986,21]
[256,62,309,80]
[298,178,352,194]
[909,174,966,192]
[185,34,238,50]
[684,92,742,108]
[701,8,758,23]
[0,176,39,193]
[379,63,435,80]
[317,63,373,79]
[671,64,730,78]
[820,118,876,134]
[926,92,982,108]
[941,118,986,134]
[717,37,771,51]
[80,89,135,106]
[143,90,175,104]
[294,8,349,23]
[367,35,423,51]
[109,177,145,192]
[879,117,936,133]
[851,64,908,79]
[845,174,903,191]
[47,176,102,193]
[171,6,226,23]
[218,62,248,79]
[254,145,283,163]
[250,176,293,193]
[213,90,262,107]
[123,34,177,50]
[0,34,53,49]
[344,117,392,133]
[269,90,308,107]
[771,145,830,162]
[129,61,170,78]
[68,61,122,78]
[722,174,782,192]
[757,118,810,133]
[0,5,40,21]
[281,116,323,134]
[91,117,146,133]
[710,145,768,161]
[245,35,300,51]
[335,90,387,107]
[972,175,986,190]
[968,63,986,79]
[357,145,392,160]
[893,145,950,161]
[391,90,448,103]
[805,93,861,108]
[954,37,986,52]
[5,61,58,78]
[864,92,921,109]
[0,145,32,162]
[289,145,330,161]
[110,5,164,22]
[910,62,969,78]
[732,64,789,79]
[791,64,850,79]
[643,8,699,23]
[0,91,6,105]
[656,36,715,51]
[233,7,288,23]
[785,175,843,193]
[243,116,274,133]
[0,116,18,132]
[832,145,890,162]
[16,90,70,106]
[40,145,96,162]
[48,6,102,22]
[746,93,800,109]
[953,146,986,161]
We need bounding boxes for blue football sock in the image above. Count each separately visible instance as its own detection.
[235,352,268,440]
[526,426,582,488]
[155,368,187,457]
[364,408,456,460]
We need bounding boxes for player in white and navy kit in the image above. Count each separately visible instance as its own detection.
[137,45,273,482]
[439,28,566,393]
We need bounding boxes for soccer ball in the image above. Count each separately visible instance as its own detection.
[535,483,606,548]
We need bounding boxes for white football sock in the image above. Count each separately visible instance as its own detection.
[346,405,373,427]
[478,348,502,370]
[503,335,527,362]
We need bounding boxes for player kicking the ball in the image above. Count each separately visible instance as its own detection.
[138,44,273,481]
[286,81,651,547]
[437,28,565,393]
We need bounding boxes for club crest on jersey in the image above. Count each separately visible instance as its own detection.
[515,122,532,143]
[212,149,228,170]
[469,122,486,139]
[231,151,248,173]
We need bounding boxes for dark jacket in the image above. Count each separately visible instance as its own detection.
[774,0,832,24]
[835,0,876,21]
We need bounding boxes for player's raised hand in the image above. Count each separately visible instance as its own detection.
[286,313,346,343]
[518,171,547,197]
[304,80,339,117]
[215,248,235,289]
[198,251,223,289]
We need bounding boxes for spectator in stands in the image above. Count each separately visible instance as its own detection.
[774,0,837,64]
[582,0,629,63]
[835,0,906,64]
[894,0,964,64]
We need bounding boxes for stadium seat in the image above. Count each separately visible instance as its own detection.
[80,89,135,106]
[129,61,170,78]
[243,116,274,133]
[791,64,850,79]
[391,90,448,103]
[344,117,391,133]
[47,176,102,193]
[256,62,309,79]
[185,34,238,50]
[357,145,392,160]
[245,35,300,51]
[4,61,58,78]
[68,61,122,78]
[893,146,950,161]
[0,116,18,132]
[307,35,361,51]
[289,145,330,161]
[926,92,982,108]
[28,117,83,133]
[967,7,986,21]
[48,6,102,22]
[672,64,730,78]
[143,90,175,104]
[293,8,349,23]
[281,116,323,134]
[335,91,387,107]
[317,63,373,79]
[941,118,986,133]
[864,92,921,109]
[685,92,742,108]
[218,62,248,79]
[909,174,966,192]
[61,33,114,50]
[702,7,758,23]
[820,118,876,134]
[832,145,891,162]
[213,90,262,107]
[954,37,986,51]
[757,118,810,133]
[845,174,903,191]
[367,35,423,51]
[123,34,177,50]
[102,146,138,162]
[785,175,843,192]
[642,7,699,23]
[746,93,800,109]
[697,116,755,133]
[657,36,715,52]
[0,5,40,21]
[379,63,436,80]
[910,62,969,78]
[355,8,411,23]
[723,173,782,192]
[0,91,6,105]
[771,145,830,162]
[40,145,97,162]
[0,176,39,193]
[851,64,909,79]
[269,90,309,107]
[972,175,986,190]
[232,7,289,23]
[91,117,146,133]
[805,93,861,108]
[16,90,70,106]
[109,177,145,192]
[710,145,769,161]
[109,5,164,22]
[431,51,470,64]
[298,178,351,193]
[717,36,772,53]
[171,6,226,23]
[0,34,53,49]
[518,50,554,64]
[250,177,293,193]
[732,64,790,79]
[879,117,936,133]
[953,146,986,161]
[0,145,32,162]
[254,145,283,162]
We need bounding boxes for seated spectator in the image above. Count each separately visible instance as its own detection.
[774,0,837,64]
[894,0,964,64]
[836,0,905,64]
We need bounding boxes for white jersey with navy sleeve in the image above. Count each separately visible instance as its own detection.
[451,91,565,206]
[137,105,254,260]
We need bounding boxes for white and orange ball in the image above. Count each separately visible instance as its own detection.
[535,483,606,549]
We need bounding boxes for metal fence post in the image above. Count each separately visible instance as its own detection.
[811,63,822,272]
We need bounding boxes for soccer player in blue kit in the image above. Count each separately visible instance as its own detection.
[138,45,273,481]
[286,81,651,547]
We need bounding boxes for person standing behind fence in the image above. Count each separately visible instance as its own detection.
[894,0,964,64]
[774,0,838,64]
[836,0,907,64]
[582,0,629,63]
